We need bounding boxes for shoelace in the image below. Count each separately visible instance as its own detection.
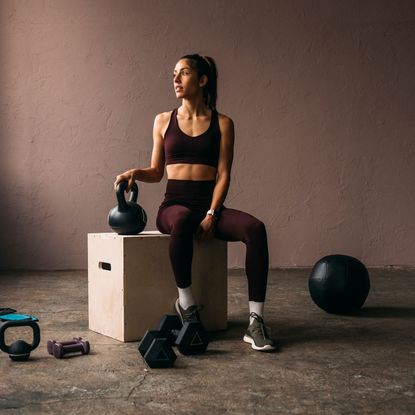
[249,312,273,338]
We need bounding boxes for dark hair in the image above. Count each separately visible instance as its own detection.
[180,53,218,110]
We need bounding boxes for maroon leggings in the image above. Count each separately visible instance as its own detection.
[156,179,269,302]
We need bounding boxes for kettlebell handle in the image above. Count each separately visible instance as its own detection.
[0,320,41,354]
[116,181,139,212]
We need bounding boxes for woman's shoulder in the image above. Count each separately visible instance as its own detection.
[153,110,175,139]
[155,109,175,122]
[216,110,234,132]
[154,110,175,128]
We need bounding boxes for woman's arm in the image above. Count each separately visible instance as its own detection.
[135,113,166,182]
[209,115,235,212]
[114,113,165,190]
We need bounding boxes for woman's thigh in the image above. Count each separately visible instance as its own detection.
[156,204,203,235]
[214,206,265,242]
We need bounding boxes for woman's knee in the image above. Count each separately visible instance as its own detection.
[156,216,167,234]
[170,211,196,235]
[245,219,267,241]
[156,206,195,235]
[156,209,170,234]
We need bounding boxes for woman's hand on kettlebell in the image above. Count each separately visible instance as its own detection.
[114,169,137,192]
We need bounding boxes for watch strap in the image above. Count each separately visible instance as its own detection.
[207,209,216,218]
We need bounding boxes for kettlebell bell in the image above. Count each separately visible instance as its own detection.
[0,316,41,361]
[108,181,147,235]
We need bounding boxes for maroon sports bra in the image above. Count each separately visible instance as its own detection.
[163,108,221,168]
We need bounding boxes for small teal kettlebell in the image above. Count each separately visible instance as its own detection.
[108,181,147,235]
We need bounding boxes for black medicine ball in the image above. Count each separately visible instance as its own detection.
[308,254,370,314]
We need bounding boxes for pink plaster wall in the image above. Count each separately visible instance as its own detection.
[0,0,414,270]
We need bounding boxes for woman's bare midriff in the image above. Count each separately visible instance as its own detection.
[166,163,217,181]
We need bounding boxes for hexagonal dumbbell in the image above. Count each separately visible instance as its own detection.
[137,314,210,368]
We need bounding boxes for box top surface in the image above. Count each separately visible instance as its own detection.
[88,231,169,238]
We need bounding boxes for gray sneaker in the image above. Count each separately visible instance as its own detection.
[243,312,277,352]
[175,298,203,324]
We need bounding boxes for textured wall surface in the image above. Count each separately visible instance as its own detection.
[0,0,414,270]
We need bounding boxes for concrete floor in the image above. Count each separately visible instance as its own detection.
[0,268,414,414]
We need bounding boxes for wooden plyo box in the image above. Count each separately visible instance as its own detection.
[88,232,228,342]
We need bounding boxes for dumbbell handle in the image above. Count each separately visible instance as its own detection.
[171,329,180,337]
[166,325,202,341]
[60,343,86,353]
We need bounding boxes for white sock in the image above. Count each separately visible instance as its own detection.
[249,301,264,324]
[178,286,196,310]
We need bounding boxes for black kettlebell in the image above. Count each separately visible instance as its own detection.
[108,181,147,235]
[0,317,41,361]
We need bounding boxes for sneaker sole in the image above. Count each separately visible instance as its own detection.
[243,335,276,352]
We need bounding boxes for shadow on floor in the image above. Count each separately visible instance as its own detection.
[208,306,415,351]
[351,306,415,318]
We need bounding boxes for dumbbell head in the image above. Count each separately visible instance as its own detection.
[52,338,90,359]
[138,330,176,368]
[157,314,209,355]
[138,330,161,357]
[175,321,209,355]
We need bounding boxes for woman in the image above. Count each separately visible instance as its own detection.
[114,54,276,352]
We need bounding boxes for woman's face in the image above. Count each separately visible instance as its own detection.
[173,59,206,98]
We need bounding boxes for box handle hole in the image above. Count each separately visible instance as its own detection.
[99,262,111,271]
